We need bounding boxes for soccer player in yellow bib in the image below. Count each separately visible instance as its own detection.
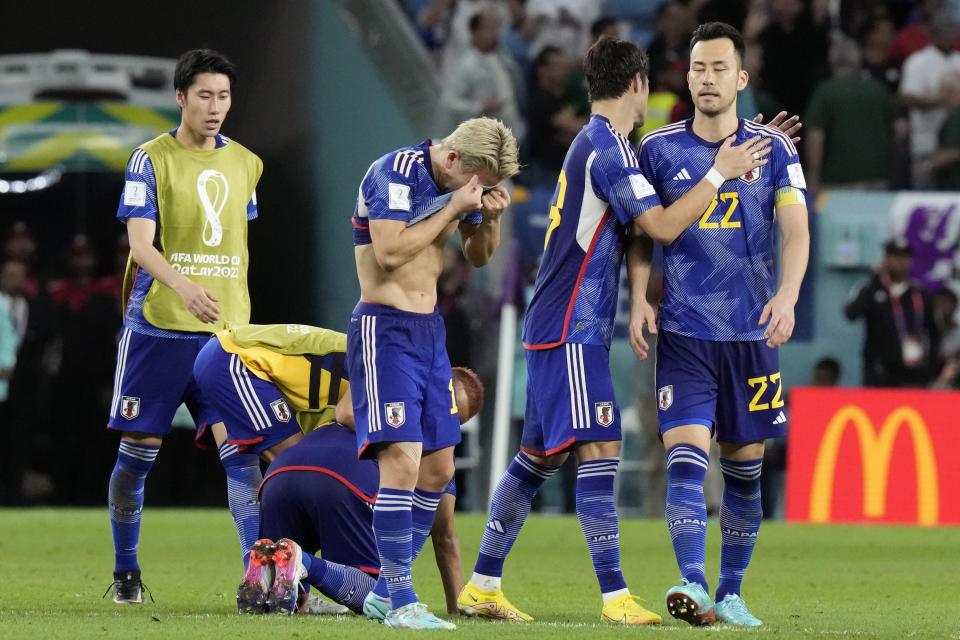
[105,49,262,604]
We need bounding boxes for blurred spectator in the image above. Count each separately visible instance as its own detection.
[3,222,39,298]
[844,239,940,387]
[636,59,688,139]
[438,8,526,142]
[736,40,782,121]
[812,357,842,386]
[899,12,960,186]
[931,285,960,388]
[804,37,898,192]
[563,17,621,119]
[0,260,30,341]
[758,0,830,121]
[434,0,513,73]
[859,15,901,92]
[646,1,694,84]
[525,0,600,59]
[46,235,121,503]
[528,46,585,177]
[916,70,960,189]
[890,1,938,63]
[0,293,18,403]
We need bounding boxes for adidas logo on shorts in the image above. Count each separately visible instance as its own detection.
[772,410,786,425]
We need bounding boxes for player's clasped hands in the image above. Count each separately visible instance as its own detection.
[480,185,510,221]
[758,292,796,348]
[713,134,772,180]
[177,279,221,324]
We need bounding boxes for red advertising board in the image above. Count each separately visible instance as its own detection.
[786,387,960,526]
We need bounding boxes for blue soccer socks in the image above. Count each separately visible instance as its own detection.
[371,486,442,600]
[665,444,710,592]
[716,458,763,602]
[109,441,159,573]
[372,488,417,609]
[473,452,559,590]
[302,551,375,614]
[576,458,628,601]
[219,442,263,567]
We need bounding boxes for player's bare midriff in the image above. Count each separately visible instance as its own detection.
[354,218,459,314]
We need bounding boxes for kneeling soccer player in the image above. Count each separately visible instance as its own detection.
[237,367,482,615]
[192,323,349,569]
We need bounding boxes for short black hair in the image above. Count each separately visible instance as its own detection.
[689,21,746,66]
[583,36,649,102]
[174,49,236,94]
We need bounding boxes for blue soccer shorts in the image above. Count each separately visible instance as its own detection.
[259,469,381,576]
[107,326,221,436]
[346,302,460,458]
[521,342,621,456]
[192,337,303,455]
[655,330,788,443]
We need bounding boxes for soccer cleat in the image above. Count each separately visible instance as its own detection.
[363,591,391,621]
[266,538,307,615]
[601,593,662,625]
[102,570,153,604]
[237,539,276,614]
[714,594,762,626]
[299,591,350,615]
[384,602,456,630]
[456,581,533,621]
[665,580,717,626]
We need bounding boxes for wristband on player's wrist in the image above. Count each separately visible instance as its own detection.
[705,167,724,189]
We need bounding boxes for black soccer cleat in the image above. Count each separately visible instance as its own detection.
[103,570,153,604]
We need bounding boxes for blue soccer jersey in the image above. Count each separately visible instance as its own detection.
[116,130,258,339]
[638,118,807,341]
[351,140,481,245]
[522,114,661,349]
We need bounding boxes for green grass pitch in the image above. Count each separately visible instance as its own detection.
[0,508,956,639]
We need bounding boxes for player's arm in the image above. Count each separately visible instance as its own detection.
[634,135,772,244]
[759,196,809,348]
[429,492,463,614]
[126,219,221,323]
[369,176,483,271]
[459,185,510,267]
[625,231,657,359]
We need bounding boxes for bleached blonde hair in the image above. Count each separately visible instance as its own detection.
[440,117,520,181]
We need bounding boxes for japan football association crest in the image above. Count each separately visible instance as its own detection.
[595,402,614,427]
[120,396,140,420]
[739,166,762,184]
[658,385,673,410]
[385,402,406,428]
[270,398,292,423]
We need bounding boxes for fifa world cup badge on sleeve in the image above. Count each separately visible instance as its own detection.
[120,396,141,420]
[385,402,406,427]
[658,385,673,410]
[595,402,614,427]
[270,398,292,423]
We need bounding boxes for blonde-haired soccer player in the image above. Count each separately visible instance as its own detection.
[348,117,517,630]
